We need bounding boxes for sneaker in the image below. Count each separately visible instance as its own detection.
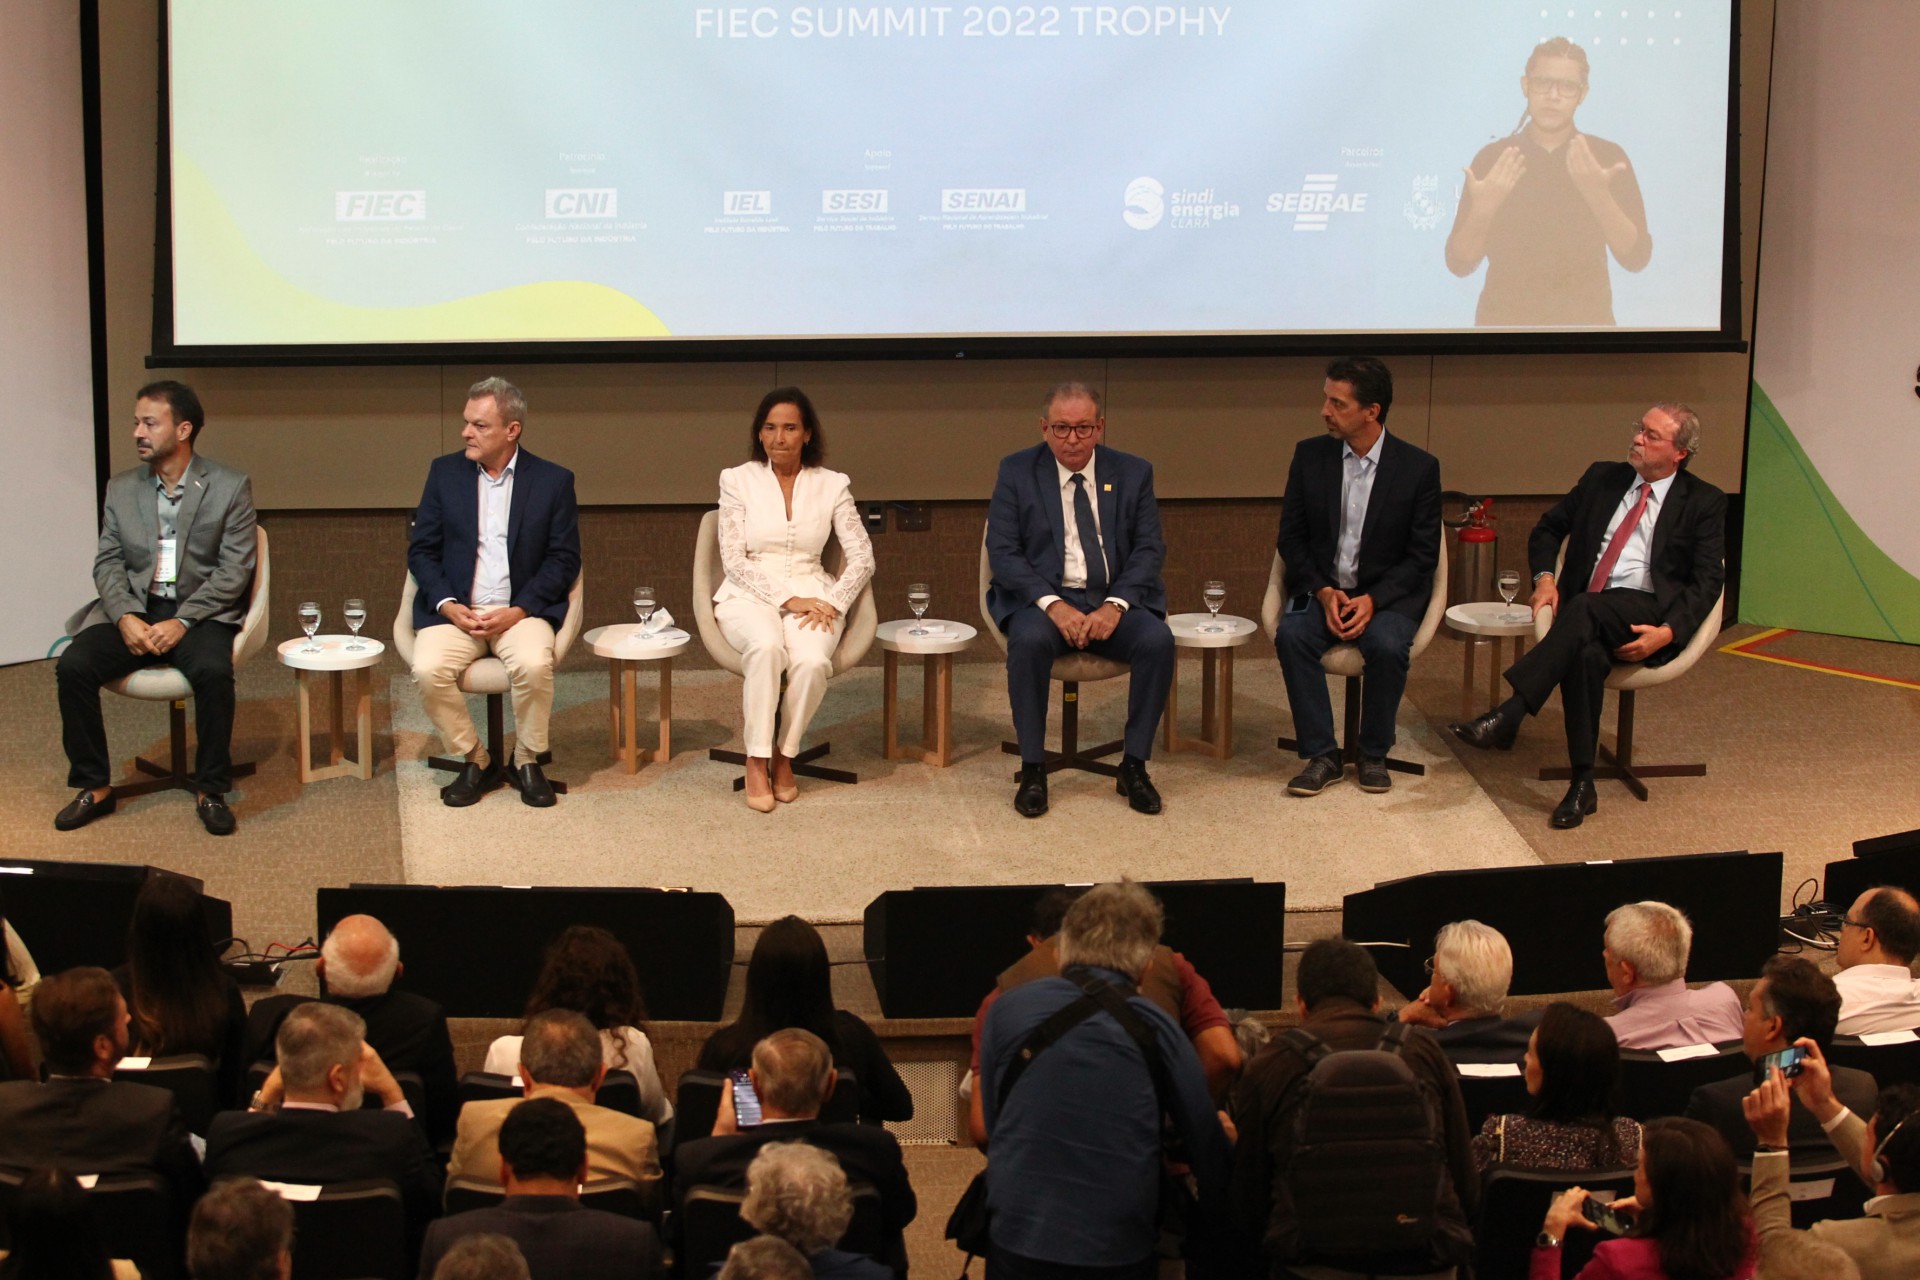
[1287,754,1345,797]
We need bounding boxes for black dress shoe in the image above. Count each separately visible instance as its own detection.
[442,761,502,808]
[54,789,116,832]
[1356,756,1393,794]
[1014,765,1049,818]
[196,793,237,836]
[1116,759,1162,815]
[1448,708,1520,751]
[1551,779,1599,829]
[1287,754,1345,797]
[510,761,557,808]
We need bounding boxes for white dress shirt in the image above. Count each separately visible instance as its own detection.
[1333,433,1384,591]
[471,447,518,607]
[1598,470,1676,593]
[1835,963,1920,1036]
[1037,458,1128,613]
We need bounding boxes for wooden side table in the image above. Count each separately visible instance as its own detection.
[877,620,976,767]
[585,625,690,773]
[1445,602,1535,717]
[1163,613,1255,757]
[277,636,384,783]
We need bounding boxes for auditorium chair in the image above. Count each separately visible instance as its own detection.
[1259,538,1448,776]
[392,567,584,791]
[676,1182,886,1279]
[1533,540,1725,800]
[978,528,1131,779]
[1734,1153,1870,1229]
[671,1067,860,1146]
[1453,1065,1531,1135]
[1615,1041,1746,1121]
[112,1052,219,1134]
[274,1179,409,1280]
[57,525,271,799]
[455,1068,642,1117]
[1476,1166,1633,1280]
[0,1168,180,1280]
[1827,1033,1920,1091]
[692,508,876,788]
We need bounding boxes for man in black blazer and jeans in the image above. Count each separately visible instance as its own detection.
[1450,403,1725,827]
[1276,356,1442,797]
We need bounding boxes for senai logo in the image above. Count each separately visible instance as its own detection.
[1123,176,1165,231]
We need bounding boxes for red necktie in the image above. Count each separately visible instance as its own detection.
[1587,483,1651,594]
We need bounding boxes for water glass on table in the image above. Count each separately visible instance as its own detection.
[343,598,367,650]
[1200,580,1227,632]
[298,601,321,653]
[633,585,656,632]
[906,582,931,636]
[1495,569,1525,623]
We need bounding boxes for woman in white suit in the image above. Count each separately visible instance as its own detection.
[715,388,875,812]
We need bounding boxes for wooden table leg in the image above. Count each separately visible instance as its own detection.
[1217,646,1235,758]
[883,650,901,760]
[1199,649,1218,752]
[608,662,620,755]
[931,654,953,766]
[656,657,673,761]
[352,668,373,779]
[295,670,315,783]
[620,660,639,773]
[327,670,345,769]
[1487,639,1502,711]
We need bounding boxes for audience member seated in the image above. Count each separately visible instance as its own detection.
[430,1235,531,1280]
[205,1002,441,1235]
[741,1143,891,1280]
[674,1029,916,1270]
[418,1097,662,1280]
[1534,1116,1756,1280]
[1686,955,1876,1164]
[1230,936,1474,1277]
[0,1167,141,1280]
[1601,901,1744,1050]
[1472,1002,1642,1175]
[0,967,203,1214]
[450,1009,661,1189]
[1398,918,1540,1063]
[696,917,912,1125]
[1743,1045,1920,1280]
[0,900,31,1081]
[981,882,1227,1280]
[481,925,671,1126]
[964,886,1238,1147]
[718,1235,814,1280]
[114,874,247,1106]
[1834,886,1920,1036]
[246,914,462,1146]
[187,1176,295,1280]
[1756,1233,1861,1280]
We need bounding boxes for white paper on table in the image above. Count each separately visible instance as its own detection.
[261,1181,323,1202]
[1786,1178,1836,1201]
[76,1174,99,1189]
[116,1056,153,1070]
[1858,1029,1920,1045]
[1455,1062,1523,1078]
[638,607,677,636]
[1655,1043,1721,1062]
[910,622,949,634]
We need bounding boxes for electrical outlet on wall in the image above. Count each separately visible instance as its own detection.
[860,501,887,534]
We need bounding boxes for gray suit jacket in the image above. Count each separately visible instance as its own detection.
[1752,1110,1920,1280]
[95,453,256,627]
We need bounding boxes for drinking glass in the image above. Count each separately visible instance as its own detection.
[1495,569,1525,623]
[1200,580,1227,633]
[298,601,322,652]
[343,598,367,650]
[906,583,931,636]
[633,585,656,631]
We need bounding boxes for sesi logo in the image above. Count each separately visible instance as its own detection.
[822,190,888,212]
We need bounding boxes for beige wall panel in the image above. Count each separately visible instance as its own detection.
[441,362,774,505]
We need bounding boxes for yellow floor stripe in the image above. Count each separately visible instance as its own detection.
[1719,629,1920,691]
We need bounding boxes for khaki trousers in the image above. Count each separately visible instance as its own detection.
[715,596,842,758]
[410,609,557,765]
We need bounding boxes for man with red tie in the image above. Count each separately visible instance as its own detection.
[1448,405,1725,828]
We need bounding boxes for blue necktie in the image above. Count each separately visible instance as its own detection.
[1071,474,1109,598]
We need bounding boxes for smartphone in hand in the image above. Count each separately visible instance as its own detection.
[1757,1045,1808,1082]
[728,1069,763,1127]
[1584,1196,1634,1236]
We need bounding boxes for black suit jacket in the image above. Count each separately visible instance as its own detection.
[1529,461,1727,665]
[245,990,461,1147]
[417,1196,661,1280]
[0,1078,205,1215]
[1685,1062,1878,1163]
[204,1105,442,1228]
[1430,1009,1544,1065]
[671,1118,917,1239]
[407,447,581,632]
[1276,432,1442,622]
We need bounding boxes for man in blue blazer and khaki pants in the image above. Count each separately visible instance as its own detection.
[408,377,580,808]
[987,382,1174,818]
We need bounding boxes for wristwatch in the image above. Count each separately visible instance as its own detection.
[1535,1231,1561,1249]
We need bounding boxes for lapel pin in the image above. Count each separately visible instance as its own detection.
[1103,483,1112,492]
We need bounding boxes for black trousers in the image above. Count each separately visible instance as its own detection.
[1503,587,1662,773]
[56,599,239,793]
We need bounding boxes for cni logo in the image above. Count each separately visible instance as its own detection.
[1123,176,1164,231]
[723,191,771,215]
[545,189,618,218]
[334,191,426,221]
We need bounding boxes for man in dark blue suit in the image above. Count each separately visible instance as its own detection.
[408,377,580,807]
[1276,357,1442,797]
[987,382,1174,817]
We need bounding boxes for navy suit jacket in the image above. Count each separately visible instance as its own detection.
[407,447,581,633]
[1528,461,1726,666]
[1276,431,1442,623]
[986,443,1166,628]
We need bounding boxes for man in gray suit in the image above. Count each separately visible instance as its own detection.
[55,381,257,835]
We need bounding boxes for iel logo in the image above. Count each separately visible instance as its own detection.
[1123,176,1164,231]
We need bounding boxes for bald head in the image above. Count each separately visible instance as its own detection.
[1842,887,1920,969]
[321,915,400,997]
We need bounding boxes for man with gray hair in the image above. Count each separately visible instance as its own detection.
[188,1177,294,1280]
[242,913,460,1145]
[718,1235,814,1280]
[448,1009,661,1189]
[741,1142,889,1278]
[979,880,1229,1277]
[1450,402,1724,829]
[205,1002,442,1234]
[1397,918,1541,1062]
[407,375,580,808]
[1600,900,1743,1049]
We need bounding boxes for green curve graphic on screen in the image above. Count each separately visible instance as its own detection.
[1742,382,1920,642]
[172,155,670,343]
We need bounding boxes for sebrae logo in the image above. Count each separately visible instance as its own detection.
[1266,174,1367,231]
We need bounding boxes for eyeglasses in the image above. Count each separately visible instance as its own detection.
[1631,421,1676,445]
[1528,75,1586,99]
[1045,422,1100,440]
[1422,955,1436,976]
[1842,916,1872,931]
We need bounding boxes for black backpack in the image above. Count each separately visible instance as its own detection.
[1269,1022,1466,1270]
